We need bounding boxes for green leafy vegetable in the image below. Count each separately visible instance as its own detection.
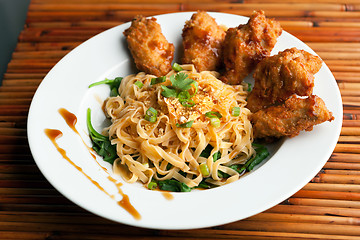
[161,72,198,108]
[86,108,117,164]
[88,77,123,97]
[247,82,252,92]
[234,144,269,174]
[158,179,191,192]
[176,120,194,128]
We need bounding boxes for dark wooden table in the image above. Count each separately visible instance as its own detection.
[2,0,360,239]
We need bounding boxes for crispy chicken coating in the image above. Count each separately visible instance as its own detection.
[247,48,323,113]
[124,15,174,77]
[251,95,334,139]
[182,11,226,72]
[222,10,282,85]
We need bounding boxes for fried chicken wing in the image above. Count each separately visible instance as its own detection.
[251,95,334,140]
[181,11,226,72]
[124,15,174,77]
[247,48,322,113]
[222,10,282,85]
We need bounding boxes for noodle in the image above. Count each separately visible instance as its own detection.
[104,64,254,188]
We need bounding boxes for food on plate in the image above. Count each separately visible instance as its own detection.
[247,47,322,113]
[251,95,334,139]
[88,64,270,191]
[123,15,175,76]
[86,11,334,192]
[181,11,226,72]
[221,10,282,85]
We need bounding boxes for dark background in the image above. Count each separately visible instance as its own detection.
[0,0,30,84]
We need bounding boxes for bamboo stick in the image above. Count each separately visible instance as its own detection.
[249,212,360,225]
[0,128,27,136]
[0,203,84,213]
[318,52,360,60]
[15,42,81,52]
[244,0,360,3]
[338,136,360,143]
[26,21,122,29]
[341,127,360,136]
[1,79,42,87]
[335,144,360,154]
[221,220,360,236]
[31,0,219,4]
[325,60,360,66]
[298,35,360,43]
[302,182,360,192]
[164,229,360,240]
[323,169,360,175]
[333,72,360,82]
[324,161,360,170]
[292,189,360,201]
[338,82,360,89]
[19,28,101,42]
[2,73,46,79]
[11,51,69,60]
[0,211,111,225]
[330,153,360,162]
[267,204,360,218]
[318,21,360,28]
[312,172,360,184]
[28,3,180,11]
[0,188,58,196]
[25,10,174,23]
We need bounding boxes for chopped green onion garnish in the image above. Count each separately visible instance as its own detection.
[177,91,190,100]
[205,111,222,119]
[172,63,183,72]
[179,99,195,108]
[199,163,210,176]
[148,181,158,190]
[134,81,143,89]
[210,117,221,128]
[144,115,157,123]
[151,76,166,85]
[146,107,157,117]
[176,120,194,128]
[231,107,241,116]
[144,107,158,123]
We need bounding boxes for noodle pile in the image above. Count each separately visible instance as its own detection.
[104,64,254,188]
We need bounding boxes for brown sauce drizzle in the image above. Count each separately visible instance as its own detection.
[162,192,174,200]
[45,108,142,220]
[58,108,78,134]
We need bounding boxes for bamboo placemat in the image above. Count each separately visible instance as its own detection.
[2,0,360,239]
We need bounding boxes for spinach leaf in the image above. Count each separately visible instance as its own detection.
[89,77,123,97]
[158,179,191,192]
[86,108,117,164]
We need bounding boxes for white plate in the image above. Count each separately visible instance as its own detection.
[27,12,342,230]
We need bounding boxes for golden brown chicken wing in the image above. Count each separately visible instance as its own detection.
[181,11,226,72]
[251,95,334,139]
[222,10,282,85]
[124,15,175,77]
[247,48,322,113]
